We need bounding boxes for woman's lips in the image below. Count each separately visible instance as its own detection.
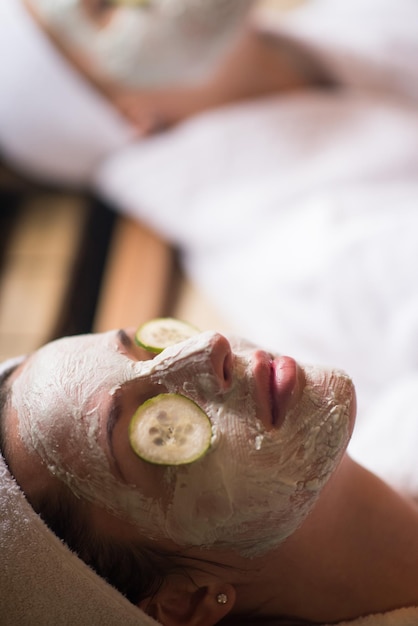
[271,356,302,427]
[253,352,304,430]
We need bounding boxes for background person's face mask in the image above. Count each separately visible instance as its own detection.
[34,0,253,87]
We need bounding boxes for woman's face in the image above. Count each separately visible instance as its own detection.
[8,328,355,557]
[36,0,253,88]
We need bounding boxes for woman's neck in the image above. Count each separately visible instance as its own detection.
[240,456,418,623]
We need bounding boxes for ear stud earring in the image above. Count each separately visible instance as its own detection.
[216,593,228,605]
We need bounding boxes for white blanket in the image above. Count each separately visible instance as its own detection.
[94,1,418,485]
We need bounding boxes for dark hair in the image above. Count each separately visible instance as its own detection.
[29,482,186,605]
[0,363,19,458]
[34,486,317,626]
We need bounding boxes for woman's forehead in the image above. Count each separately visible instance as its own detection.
[12,333,114,379]
[10,329,223,417]
[15,332,130,385]
[9,333,129,433]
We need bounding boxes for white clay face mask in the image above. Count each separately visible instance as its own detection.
[12,328,354,556]
[33,0,253,87]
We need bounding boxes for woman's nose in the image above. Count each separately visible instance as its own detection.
[208,333,233,392]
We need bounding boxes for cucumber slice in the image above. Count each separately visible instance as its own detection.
[135,318,200,353]
[129,393,212,465]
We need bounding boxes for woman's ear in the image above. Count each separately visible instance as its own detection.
[139,581,236,626]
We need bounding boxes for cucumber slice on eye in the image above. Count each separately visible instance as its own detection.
[129,393,212,465]
[135,318,200,353]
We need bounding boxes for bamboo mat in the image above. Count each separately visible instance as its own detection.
[0,163,228,362]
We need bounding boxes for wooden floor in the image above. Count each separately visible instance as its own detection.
[0,191,86,360]
[0,164,116,361]
[0,163,228,362]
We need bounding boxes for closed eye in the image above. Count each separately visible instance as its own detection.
[117,328,155,361]
[106,390,125,480]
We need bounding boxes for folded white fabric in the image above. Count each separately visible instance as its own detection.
[0,357,161,626]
